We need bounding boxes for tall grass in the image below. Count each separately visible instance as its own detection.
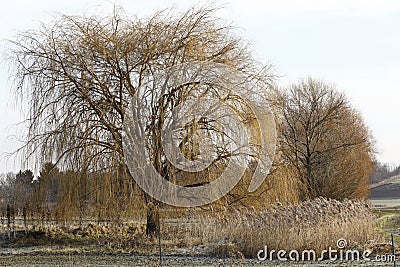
[186,197,378,258]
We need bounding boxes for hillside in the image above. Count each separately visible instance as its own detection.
[370,175,400,199]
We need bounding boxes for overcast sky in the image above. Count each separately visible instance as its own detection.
[0,0,399,173]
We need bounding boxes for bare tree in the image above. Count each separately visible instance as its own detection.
[9,6,274,237]
[273,78,374,200]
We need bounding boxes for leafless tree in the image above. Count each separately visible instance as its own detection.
[273,78,374,200]
[8,6,274,236]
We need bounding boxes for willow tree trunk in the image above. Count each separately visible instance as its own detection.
[146,202,160,238]
[124,164,161,238]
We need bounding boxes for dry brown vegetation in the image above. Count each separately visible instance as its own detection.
[271,79,374,201]
[186,197,379,258]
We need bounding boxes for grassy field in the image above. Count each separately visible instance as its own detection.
[372,198,400,246]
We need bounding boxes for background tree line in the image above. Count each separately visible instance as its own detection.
[370,161,400,184]
[0,163,141,226]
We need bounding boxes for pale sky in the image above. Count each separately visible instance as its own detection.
[0,0,399,173]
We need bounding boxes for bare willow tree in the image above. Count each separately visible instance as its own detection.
[9,6,274,237]
[273,78,374,200]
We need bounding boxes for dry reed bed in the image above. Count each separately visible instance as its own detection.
[183,198,378,258]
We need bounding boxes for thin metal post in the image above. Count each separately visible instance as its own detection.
[392,233,396,267]
[158,218,162,267]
